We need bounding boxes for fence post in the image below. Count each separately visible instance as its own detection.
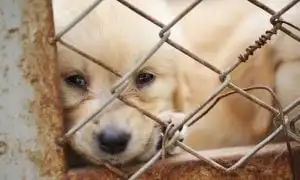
[0,0,65,179]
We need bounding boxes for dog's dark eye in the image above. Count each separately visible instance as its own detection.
[135,72,155,88]
[64,74,88,89]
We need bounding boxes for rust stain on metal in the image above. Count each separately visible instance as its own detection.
[5,27,20,39]
[8,27,19,34]
[19,0,66,178]
[65,143,299,180]
[0,141,7,155]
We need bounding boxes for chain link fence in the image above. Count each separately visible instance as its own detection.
[51,0,300,179]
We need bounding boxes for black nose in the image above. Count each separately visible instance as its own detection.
[97,129,131,154]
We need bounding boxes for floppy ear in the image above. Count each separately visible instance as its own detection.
[219,47,276,141]
[172,60,212,113]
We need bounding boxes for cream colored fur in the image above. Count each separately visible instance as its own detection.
[53,0,300,165]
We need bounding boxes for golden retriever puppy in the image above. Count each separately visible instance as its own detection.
[53,0,189,164]
[167,0,300,148]
[52,0,300,165]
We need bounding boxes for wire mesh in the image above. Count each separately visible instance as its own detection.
[51,0,300,179]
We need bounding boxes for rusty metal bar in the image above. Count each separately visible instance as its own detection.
[65,143,300,180]
[0,0,65,179]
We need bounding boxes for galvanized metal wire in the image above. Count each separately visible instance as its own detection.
[51,0,300,179]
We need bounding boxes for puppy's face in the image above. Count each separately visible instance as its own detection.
[58,45,180,164]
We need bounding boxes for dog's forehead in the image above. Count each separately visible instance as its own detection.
[57,45,87,73]
[56,0,182,90]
